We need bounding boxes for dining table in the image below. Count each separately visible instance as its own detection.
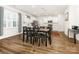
[23,26,52,46]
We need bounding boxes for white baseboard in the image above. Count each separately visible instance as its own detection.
[0,33,22,40]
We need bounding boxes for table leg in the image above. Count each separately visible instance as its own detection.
[74,33,76,44]
[45,38,47,46]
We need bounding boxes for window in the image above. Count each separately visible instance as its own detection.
[4,8,18,28]
[13,21,16,27]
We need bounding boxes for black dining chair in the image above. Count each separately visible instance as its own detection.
[32,26,41,46]
[26,27,33,44]
[39,32,48,46]
[39,26,52,46]
[48,26,52,45]
[23,26,27,42]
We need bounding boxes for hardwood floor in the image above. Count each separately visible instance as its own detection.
[0,32,79,54]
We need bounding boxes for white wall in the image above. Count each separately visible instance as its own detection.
[36,15,65,32]
[0,6,36,39]
[64,5,79,41]
[57,15,65,32]
[64,7,69,36]
[21,14,36,32]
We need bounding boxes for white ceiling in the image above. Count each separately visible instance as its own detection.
[10,5,68,16]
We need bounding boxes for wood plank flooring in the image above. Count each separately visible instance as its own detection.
[0,32,79,54]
